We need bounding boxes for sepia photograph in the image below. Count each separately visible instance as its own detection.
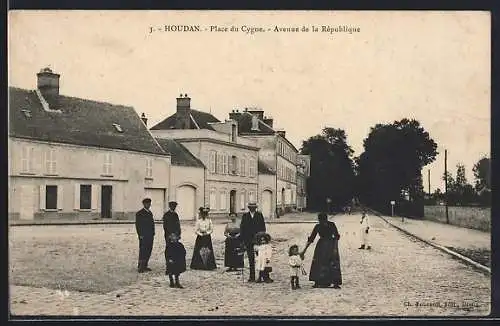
[8,10,491,317]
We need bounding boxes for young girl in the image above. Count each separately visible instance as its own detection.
[288,244,305,290]
[254,232,273,283]
[165,233,187,288]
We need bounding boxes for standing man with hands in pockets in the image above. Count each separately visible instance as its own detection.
[136,198,155,273]
[240,202,266,282]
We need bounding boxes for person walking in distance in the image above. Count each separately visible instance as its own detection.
[136,198,155,273]
[239,202,266,282]
[358,208,371,250]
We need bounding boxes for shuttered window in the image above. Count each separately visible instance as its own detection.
[209,151,216,173]
[45,148,57,175]
[80,185,92,209]
[45,185,58,210]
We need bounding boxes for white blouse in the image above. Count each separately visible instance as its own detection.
[195,218,213,236]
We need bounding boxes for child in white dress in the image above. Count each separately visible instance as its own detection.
[254,232,273,283]
[288,244,305,290]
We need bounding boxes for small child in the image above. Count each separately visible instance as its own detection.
[288,244,305,290]
[165,233,187,288]
[254,232,273,283]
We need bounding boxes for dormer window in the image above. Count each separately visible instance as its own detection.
[21,109,32,118]
[112,123,123,133]
[251,115,260,131]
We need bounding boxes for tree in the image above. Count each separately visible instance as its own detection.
[473,157,491,190]
[301,128,356,211]
[356,119,438,216]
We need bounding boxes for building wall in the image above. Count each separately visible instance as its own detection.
[151,129,258,148]
[424,205,491,232]
[8,138,171,221]
[179,140,259,219]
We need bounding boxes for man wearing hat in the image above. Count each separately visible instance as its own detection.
[136,198,155,273]
[240,202,266,282]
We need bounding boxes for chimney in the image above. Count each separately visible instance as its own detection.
[276,130,286,138]
[263,116,274,128]
[175,93,191,129]
[37,67,60,104]
[141,113,148,126]
[228,108,242,121]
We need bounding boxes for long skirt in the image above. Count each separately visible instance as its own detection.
[224,236,244,268]
[309,238,342,286]
[190,234,217,270]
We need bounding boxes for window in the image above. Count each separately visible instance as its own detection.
[21,146,34,173]
[210,188,217,210]
[223,154,229,174]
[112,123,123,133]
[209,151,216,173]
[45,185,58,210]
[230,156,238,175]
[217,153,223,174]
[80,185,92,209]
[249,158,256,177]
[220,190,227,210]
[44,148,57,175]
[103,153,112,175]
[231,124,237,142]
[249,191,256,203]
[240,190,246,210]
[240,158,246,176]
[146,158,153,178]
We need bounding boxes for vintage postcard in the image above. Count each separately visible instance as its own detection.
[8,10,491,318]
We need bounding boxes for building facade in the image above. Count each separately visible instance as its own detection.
[296,154,311,211]
[150,95,260,219]
[229,109,300,216]
[9,68,172,221]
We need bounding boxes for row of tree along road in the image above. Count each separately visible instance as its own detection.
[300,118,490,218]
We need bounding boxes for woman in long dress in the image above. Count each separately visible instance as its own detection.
[190,207,217,270]
[302,212,342,288]
[224,213,244,272]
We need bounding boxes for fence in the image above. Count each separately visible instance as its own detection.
[424,205,491,232]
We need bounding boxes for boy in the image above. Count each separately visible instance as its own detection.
[165,233,187,288]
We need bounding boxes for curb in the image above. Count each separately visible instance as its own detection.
[372,211,491,275]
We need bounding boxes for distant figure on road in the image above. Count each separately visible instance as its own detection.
[358,209,371,250]
[190,206,217,270]
[224,212,244,272]
[135,198,155,273]
[301,212,342,289]
[165,233,186,288]
[163,201,181,242]
[240,202,266,282]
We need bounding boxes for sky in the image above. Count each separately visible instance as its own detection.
[9,10,490,192]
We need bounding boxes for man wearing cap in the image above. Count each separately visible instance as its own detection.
[240,202,266,282]
[163,201,181,242]
[136,198,155,273]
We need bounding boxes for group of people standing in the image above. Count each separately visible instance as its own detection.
[135,197,372,290]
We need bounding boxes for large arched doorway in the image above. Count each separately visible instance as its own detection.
[229,190,237,214]
[176,185,196,220]
[262,190,273,219]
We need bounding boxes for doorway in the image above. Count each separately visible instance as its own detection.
[281,188,285,209]
[229,190,236,214]
[101,185,112,218]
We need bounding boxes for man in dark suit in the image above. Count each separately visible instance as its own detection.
[240,202,266,282]
[163,201,181,274]
[163,201,181,241]
[136,198,155,273]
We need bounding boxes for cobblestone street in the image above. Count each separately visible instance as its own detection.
[9,213,491,317]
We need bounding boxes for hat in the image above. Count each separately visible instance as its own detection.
[142,198,151,204]
[203,206,210,212]
[248,202,258,207]
[199,207,205,213]
[168,201,178,206]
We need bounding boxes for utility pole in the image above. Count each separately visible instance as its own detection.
[444,149,449,224]
[428,169,431,195]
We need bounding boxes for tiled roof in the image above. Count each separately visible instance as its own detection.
[9,87,167,156]
[258,160,275,175]
[234,112,275,135]
[150,109,220,131]
[155,138,205,168]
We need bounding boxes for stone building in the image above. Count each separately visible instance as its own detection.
[150,95,261,219]
[8,68,172,221]
[296,154,311,211]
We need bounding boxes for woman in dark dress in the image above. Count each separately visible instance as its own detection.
[224,213,244,271]
[190,206,217,270]
[301,212,342,289]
